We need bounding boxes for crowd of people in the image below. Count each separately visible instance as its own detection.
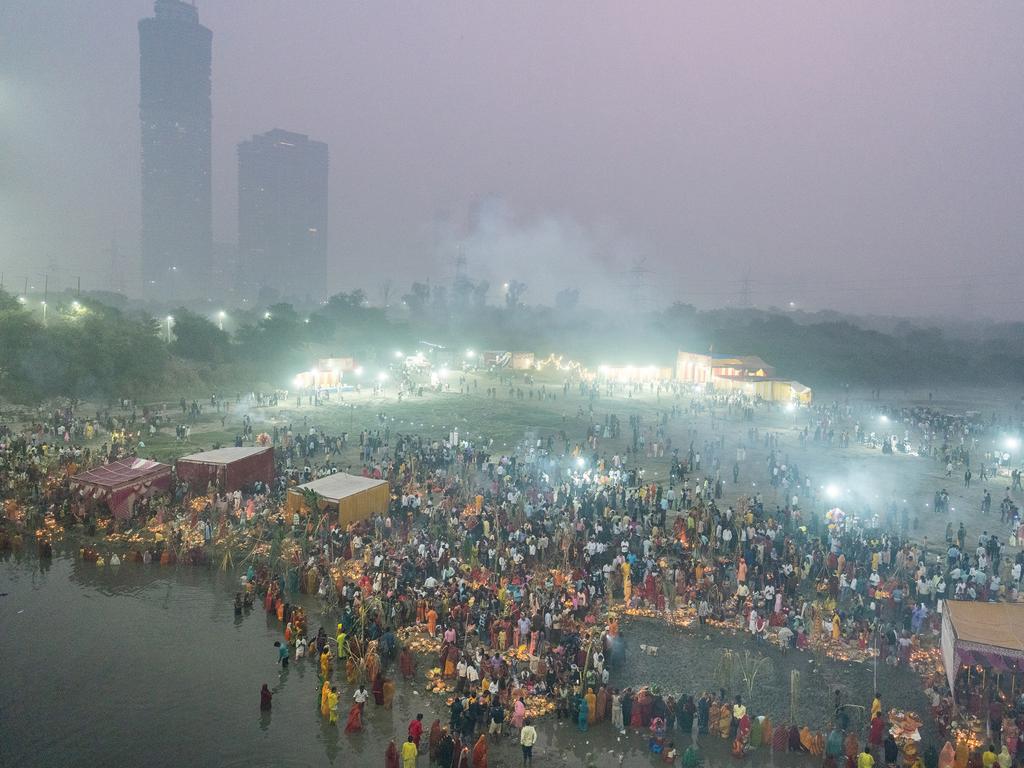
[3,381,1024,767]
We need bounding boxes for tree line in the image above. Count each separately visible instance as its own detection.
[1,288,1021,404]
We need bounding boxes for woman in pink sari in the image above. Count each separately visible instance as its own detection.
[511,697,526,729]
[630,691,645,729]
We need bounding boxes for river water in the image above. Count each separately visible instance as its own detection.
[1,549,843,768]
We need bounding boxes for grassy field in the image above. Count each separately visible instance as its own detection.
[9,368,1022,558]
[138,370,678,476]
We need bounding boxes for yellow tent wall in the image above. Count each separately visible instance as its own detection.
[676,351,713,383]
[286,481,391,525]
[708,375,813,404]
[336,482,390,525]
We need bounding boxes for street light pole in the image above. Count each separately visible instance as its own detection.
[166,316,173,344]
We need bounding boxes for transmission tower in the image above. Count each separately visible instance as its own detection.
[109,236,127,295]
[625,256,654,305]
[739,267,752,308]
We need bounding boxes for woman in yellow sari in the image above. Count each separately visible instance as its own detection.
[831,612,841,641]
[799,726,815,753]
[585,689,597,725]
[327,686,339,724]
[718,702,732,738]
[443,646,458,677]
[365,649,380,684]
[953,740,969,768]
[320,679,331,718]
[346,657,358,685]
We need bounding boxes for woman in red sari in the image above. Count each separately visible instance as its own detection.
[384,740,400,768]
[372,671,386,706]
[731,713,751,758]
[428,720,442,763]
[868,714,885,749]
[453,744,470,768]
[399,647,416,681]
[638,689,653,729]
[472,735,488,768]
[344,701,363,733]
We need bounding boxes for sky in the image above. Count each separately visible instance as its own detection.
[2,1,1023,318]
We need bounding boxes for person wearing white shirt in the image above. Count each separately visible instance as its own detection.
[520,719,538,765]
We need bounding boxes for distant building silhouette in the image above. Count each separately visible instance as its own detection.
[138,0,212,298]
[238,129,328,301]
[212,241,239,295]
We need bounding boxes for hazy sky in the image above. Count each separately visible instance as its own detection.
[3,1,1023,317]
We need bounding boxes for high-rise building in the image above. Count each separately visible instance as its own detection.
[212,241,239,295]
[138,0,212,298]
[238,129,328,300]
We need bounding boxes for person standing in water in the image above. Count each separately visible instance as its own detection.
[401,735,418,768]
[328,685,339,725]
[274,640,289,668]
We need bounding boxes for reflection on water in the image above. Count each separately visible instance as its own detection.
[1,549,821,768]
[1,549,310,767]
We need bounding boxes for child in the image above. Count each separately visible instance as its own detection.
[663,741,678,764]
[274,640,289,668]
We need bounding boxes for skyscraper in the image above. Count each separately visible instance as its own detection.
[138,0,212,298]
[238,129,328,300]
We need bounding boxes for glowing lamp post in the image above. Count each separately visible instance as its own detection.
[217,310,226,330]
[165,315,174,343]
[1006,437,1021,467]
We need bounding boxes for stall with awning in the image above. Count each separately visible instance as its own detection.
[70,458,172,519]
[286,473,390,525]
[940,600,1024,711]
[175,446,274,492]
